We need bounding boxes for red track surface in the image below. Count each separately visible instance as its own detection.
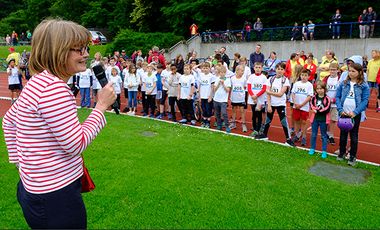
[0,73,379,164]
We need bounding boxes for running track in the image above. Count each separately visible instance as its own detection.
[0,73,379,165]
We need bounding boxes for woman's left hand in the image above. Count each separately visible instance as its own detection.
[348,111,356,118]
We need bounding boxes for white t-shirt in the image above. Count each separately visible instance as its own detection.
[247,74,267,105]
[213,77,231,103]
[230,76,246,103]
[161,69,171,91]
[109,74,122,94]
[92,77,101,90]
[243,65,251,81]
[137,68,145,91]
[199,73,216,99]
[167,73,181,97]
[343,81,356,113]
[179,74,195,99]
[142,72,157,95]
[106,65,121,80]
[7,67,19,85]
[266,76,290,107]
[78,69,92,88]
[124,73,140,91]
[291,81,314,111]
[326,76,339,107]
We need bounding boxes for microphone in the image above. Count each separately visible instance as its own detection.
[92,65,120,115]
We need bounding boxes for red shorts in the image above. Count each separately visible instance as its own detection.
[293,109,309,121]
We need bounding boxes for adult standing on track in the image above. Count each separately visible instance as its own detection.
[2,19,116,229]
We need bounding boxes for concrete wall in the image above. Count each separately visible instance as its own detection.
[167,37,380,63]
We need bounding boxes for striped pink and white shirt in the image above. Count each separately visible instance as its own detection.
[2,70,106,194]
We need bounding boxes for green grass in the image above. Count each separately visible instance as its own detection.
[1,110,380,228]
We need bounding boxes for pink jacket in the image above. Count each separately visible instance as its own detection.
[309,95,331,124]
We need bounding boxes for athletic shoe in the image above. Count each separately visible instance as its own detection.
[149,114,155,118]
[226,127,231,133]
[242,124,248,133]
[329,137,335,145]
[309,149,315,155]
[155,114,163,119]
[292,135,299,143]
[190,120,196,125]
[168,113,173,119]
[301,138,307,146]
[250,130,259,137]
[347,158,357,166]
[179,119,187,124]
[131,111,136,116]
[229,122,237,129]
[285,139,295,147]
[123,107,129,113]
[143,113,148,117]
[321,151,327,159]
[255,134,268,140]
[217,125,222,131]
[205,123,210,128]
[336,155,344,161]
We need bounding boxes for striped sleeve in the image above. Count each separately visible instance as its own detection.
[2,103,19,164]
[38,81,106,156]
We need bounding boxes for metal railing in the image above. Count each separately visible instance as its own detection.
[201,21,380,43]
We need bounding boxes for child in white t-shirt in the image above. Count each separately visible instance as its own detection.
[324,62,340,145]
[213,65,231,133]
[124,64,140,115]
[247,62,267,136]
[7,59,21,104]
[291,69,313,146]
[137,62,148,114]
[230,65,248,132]
[78,68,93,108]
[178,64,196,125]
[167,64,181,121]
[198,62,216,128]
[142,64,157,117]
[109,67,122,110]
[256,62,295,147]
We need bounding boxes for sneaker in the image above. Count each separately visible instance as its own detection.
[131,111,136,115]
[285,139,295,147]
[179,119,187,124]
[301,138,307,146]
[205,123,210,128]
[336,155,344,161]
[250,130,259,137]
[216,125,222,130]
[123,107,129,113]
[229,122,237,129]
[347,158,357,166]
[190,120,196,125]
[309,149,315,155]
[149,114,154,118]
[292,135,299,143]
[329,137,335,145]
[242,124,248,133]
[226,127,231,133]
[255,134,268,140]
[168,113,173,119]
[321,151,327,159]
[142,113,148,117]
[156,114,163,119]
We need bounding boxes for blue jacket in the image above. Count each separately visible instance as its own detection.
[335,80,369,120]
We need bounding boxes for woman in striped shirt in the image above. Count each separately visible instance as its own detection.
[2,19,116,229]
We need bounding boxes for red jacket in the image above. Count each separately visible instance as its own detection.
[304,63,317,81]
[147,52,166,69]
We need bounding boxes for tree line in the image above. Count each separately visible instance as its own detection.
[0,0,375,38]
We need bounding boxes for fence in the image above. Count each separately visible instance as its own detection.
[201,21,380,43]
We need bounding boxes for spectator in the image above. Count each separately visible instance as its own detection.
[318,50,338,81]
[302,23,308,41]
[285,53,304,79]
[220,47,230,68]
[243,20,252,42]
[175,54,185,74]
[11,31,18,46]
[254,18,263,41]
[331,9,342,39]
[358,9,368,39]
[189,23,199,37]
[187,51,197,64]
[307,20,315,40]
[304,54,318,82]
[264,51,281,77]
[367,50,380,111]
[299,51,307,61]
[362,55,368,73]
[367,7,377,38]
[120,50,129,60]
[6,47,21,67]
[147,46,166,69]
[26,30,32,41]
[5,34,11,45]
[291,22,300,41]
[249,44,265,73]
[232,53,241,72]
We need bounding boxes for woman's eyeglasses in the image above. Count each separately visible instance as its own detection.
[70,46,89,56]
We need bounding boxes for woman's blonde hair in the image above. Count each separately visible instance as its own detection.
[291,64,303,83]
[29,19,90,79]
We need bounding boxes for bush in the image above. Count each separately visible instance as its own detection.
[107,29,183,56]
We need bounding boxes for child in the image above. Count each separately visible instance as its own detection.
[124,64,140,115]
[309,81,331,158]
[78,68,92,108]
[247,62,267,136]
[155,64,164,118]
[256,62,294,147]
[138,62,148,115]
[336,63,370,166]
[142,64,157,117]
[178,64,196,125]
[7,59,21,104]
[198,62,215,128]
[159,61,172,117]
[230,65,248,132]
[122,63,130,112]
[291,69,314,146]
[213,65,231,133]
[166,64,181,121]
[323,62,340,144]
[288,64,303,136]
[109,67,122,110]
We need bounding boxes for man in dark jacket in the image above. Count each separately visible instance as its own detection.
[367,6,377,38]
[249,44,265,73]
[220,47,230,68]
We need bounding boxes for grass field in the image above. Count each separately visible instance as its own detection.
[1,109,380,229]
